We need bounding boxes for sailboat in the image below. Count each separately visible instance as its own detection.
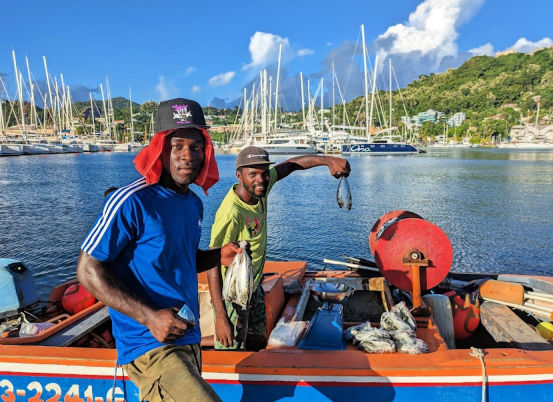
[230,46,318,155]
[342,26,419,156]
[113,89,143,152]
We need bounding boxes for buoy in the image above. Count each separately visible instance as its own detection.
[61,283,96,314]
[445,291,480,340]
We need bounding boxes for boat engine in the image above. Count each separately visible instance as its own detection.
[369,210,453,309]
[0,258,40,320]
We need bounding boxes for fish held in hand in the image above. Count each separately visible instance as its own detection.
[222,240,254,309]
[336,176,352,210]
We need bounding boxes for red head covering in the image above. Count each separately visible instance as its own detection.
[133,128,219,195]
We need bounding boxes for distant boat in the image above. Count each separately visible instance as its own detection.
[342,128,419,155]
[340,27,419,156]
[248,132,319,155]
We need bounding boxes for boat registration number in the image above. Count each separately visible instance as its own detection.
[0,379,125,402]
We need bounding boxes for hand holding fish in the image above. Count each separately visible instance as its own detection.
[220,242,243,267]
[326,157,351,179]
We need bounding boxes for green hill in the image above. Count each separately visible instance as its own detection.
[400,48,553,118]
[324,48,553,142]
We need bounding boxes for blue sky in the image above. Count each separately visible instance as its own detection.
[1,0,552,110]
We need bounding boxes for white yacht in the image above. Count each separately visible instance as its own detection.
[245,132,318,155]
[0,143,23,156]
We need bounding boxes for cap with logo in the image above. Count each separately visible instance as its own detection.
[155,98,209,133]
[236,146,275,169]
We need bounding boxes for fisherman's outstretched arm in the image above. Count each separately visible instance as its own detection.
[76,251,188,343]
[274,155,351,181]
[196,243,241,273]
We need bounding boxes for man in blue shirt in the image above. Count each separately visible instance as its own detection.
[77,98,237,402]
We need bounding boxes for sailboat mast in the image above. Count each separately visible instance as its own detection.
[0,87,4,134]
[274,44,282,133]
[261,70,267,134]
[100,84,108,135]
[25,57,37,129]
[243,88,248,140]
[60,74,67,130]
[42,56,56,133]
[129,88,134,142]
[361,25,369,140]
[368,56,378,142]
[54,77,62,133]
[389,59,392,130]
[89,93,96,134]
[332,61,335,128]
[320,79,324,133]
[300,72,305,130]
[12,51,26,135]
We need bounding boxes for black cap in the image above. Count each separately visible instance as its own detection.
[236,146,275,169]
[155,98,209,133]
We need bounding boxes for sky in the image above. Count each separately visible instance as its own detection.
[1,0,552,111]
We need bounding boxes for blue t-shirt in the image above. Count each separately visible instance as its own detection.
[81,177,203,364]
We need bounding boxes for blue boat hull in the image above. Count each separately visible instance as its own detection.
[1,372,552,402]
[342,143,419,155]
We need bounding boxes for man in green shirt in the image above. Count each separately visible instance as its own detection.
[208,146,350,350]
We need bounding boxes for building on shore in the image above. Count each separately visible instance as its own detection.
[509,124,553,143]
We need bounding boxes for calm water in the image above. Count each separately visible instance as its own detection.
[1,148,552,298]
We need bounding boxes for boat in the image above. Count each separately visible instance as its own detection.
[246,132,319,155]
[342,128,420,155]
[112,142,144,153]
[0,143,23,156]
[1,211,552,401]
[94,139,117,152]
[340,27,419,156]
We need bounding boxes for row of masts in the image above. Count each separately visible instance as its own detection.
[0,51,146,142]
[231,24,411,147]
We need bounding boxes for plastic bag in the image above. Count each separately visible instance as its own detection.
[380,302,416,332]
[19,322,55,337]
[267,318,308,347]
[222,241,253,309]
[389,330,428,354]
[345,302,428,354]
[358,338,396,353]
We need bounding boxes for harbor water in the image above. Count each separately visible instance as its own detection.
[1,148,552,298]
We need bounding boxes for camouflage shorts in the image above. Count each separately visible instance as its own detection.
[214,285,267,350]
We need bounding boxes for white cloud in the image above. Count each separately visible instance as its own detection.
[297,48,315,57]
[184,66,196,76]
[155,75,177,100]
[509,37,553,53]
[469,43,494,56]
[208,71,235,87]
[244,32,290,69]
[192,85,200,93]
[374,0,484,69]
[326,42,332,47]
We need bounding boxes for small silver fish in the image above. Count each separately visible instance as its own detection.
[336,176,352,210]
